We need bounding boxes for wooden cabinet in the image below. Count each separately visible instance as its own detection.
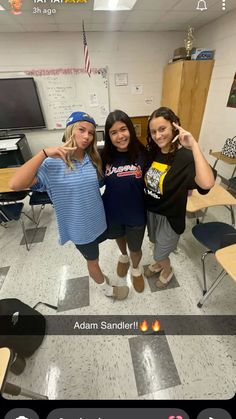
[130,115,149,146]
[161,60,214,140]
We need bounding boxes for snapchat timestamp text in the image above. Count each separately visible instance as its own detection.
[33,6,56,14]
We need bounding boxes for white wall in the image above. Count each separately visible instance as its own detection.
[196,10,236,179]
[0,31,183,154]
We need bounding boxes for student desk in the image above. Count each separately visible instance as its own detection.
[0,168,31,241]
[215,243,236,282]
[198,244,236,308]
[187,184,236,225]
[0,167,29,201]
[0,347,48,399]
[209,150,236,179]
[0,347,12,394]
[0,167,19,193]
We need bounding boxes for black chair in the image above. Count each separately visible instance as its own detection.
[29,191,53,225]
[0,203,31,251]
[228,176,236,196]
[0,191,29,203]
[192,221,236,307]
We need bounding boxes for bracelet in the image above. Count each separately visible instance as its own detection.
[42,149,48,158]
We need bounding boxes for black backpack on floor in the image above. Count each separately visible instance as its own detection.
[0,298,46,358]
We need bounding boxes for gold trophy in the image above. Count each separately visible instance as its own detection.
[184,26,195,60]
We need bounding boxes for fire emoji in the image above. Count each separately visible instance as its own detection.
[139,320,149,332]
[152,319,161,332]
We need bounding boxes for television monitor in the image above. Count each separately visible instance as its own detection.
[0,77,46,131]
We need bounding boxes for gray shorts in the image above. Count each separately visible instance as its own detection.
[147,211,179,261]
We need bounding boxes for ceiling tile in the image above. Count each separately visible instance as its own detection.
[121,22,153,31]
[6,10,57,23]
[134,0,180,11]
[125,10,165,23]
[54,10,92,24]
[90,11,128,23]
[0,23,24,31]
[56,24,81,31]
[89,22,123,31]
[22,24,59,32]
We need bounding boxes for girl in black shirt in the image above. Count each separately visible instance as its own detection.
[144,107,215,288]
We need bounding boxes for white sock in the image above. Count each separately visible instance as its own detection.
[99,279,114,296]
[132,267,142,276]
[119,254,130,263]
[116,277,127,286]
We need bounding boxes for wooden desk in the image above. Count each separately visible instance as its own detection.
[187,184,236,225]
[210,151,236,165]
[0,347,12,393]
[215,244,236,282]
[0,347,48,399]
[0,167,19,193]
[187,184,236,212]
[198,243,236,308]
[210,150,236,178]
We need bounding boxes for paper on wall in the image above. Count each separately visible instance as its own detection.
[89,93,99,107]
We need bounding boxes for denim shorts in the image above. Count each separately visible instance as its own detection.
[75,230,107,261]
[106,223,146,252]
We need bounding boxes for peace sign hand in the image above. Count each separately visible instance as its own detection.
[172,122,197,150]
[44,143,77,163]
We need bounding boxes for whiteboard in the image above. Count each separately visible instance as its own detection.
[0,68,109,129]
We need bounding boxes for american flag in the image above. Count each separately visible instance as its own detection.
[82,20,91,77]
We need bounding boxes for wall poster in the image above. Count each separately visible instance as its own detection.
[227,72,236,108]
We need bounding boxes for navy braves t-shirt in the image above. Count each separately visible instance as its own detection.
[102,150,147,226]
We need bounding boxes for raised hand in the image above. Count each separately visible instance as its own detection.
[172,122,197,150]
[44,141,77,163]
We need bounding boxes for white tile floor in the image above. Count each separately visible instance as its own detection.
[0,198,235,400]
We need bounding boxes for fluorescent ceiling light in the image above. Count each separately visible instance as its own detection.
[0,4,5,10]
[94,0,137,11]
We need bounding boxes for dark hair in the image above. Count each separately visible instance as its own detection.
[102,109,146,165]
[147,107,180,162]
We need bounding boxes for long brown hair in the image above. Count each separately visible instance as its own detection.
[63,122,103,177]
[102,109,147,165]
[147,107,180,163]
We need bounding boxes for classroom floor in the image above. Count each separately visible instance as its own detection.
[0,196,235,400]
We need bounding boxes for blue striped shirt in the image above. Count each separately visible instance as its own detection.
[31,155,107,245]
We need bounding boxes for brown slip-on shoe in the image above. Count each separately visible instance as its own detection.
[144,264,162,278]
[112,285,129,300]
[132,274,145,293]
[132,268,145,293]
[117,261,130,277]
[155,269,174,289]
[117,255,130,277]
[104,275,129,300]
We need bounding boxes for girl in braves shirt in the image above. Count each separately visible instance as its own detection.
[101,110,150,293]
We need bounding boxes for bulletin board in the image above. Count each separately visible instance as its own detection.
[0,67,109,129]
